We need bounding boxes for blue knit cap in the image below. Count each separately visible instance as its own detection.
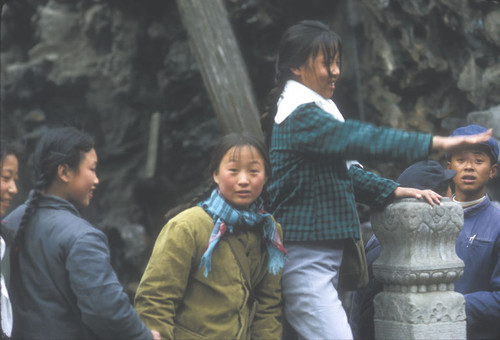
[446,124,499,163]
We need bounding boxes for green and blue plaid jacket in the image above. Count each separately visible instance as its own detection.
[269,103,432,242]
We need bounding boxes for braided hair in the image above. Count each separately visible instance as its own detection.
[165,132,271,220]
[12,127,94,251]
[262,20,343,147]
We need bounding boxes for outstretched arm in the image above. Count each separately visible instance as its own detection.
[432,129,493,152]
[349,166,443,207]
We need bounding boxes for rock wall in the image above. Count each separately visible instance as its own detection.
[1,0,499,294]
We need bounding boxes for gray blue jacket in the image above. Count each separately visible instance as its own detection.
[3,194,152,340]
[455,195,500,340]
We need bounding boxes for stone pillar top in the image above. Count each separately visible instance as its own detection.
[371,197,464,293]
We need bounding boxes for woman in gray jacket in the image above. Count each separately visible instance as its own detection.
[4,127,160,340]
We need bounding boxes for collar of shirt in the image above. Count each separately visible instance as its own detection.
[275,80,344,124]
[452,194,486,209]
[461,194,491,218]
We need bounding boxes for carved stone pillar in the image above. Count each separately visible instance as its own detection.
[371,198,466,339]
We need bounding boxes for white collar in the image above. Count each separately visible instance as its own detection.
[274,80,361,169]
[275,80,344,124]
[452,194,486,208]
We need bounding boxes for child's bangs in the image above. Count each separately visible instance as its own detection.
[312,32,341,73]
[227,144,259,162]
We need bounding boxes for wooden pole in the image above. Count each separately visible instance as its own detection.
[174,0,263,139]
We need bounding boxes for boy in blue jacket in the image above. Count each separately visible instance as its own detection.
[447,124,500,340]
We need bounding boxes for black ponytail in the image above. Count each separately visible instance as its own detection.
[263,20,343,148]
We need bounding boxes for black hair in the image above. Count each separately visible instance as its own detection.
[262,20,343,147]
[13,127,94,251]
[165,132,271,220]
[433,180,452,197]
[208,131,271,180]
[0,139,23,163]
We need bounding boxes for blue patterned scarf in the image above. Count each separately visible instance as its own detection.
[198,189,286,277]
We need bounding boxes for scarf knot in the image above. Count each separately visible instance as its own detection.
[198,189,286,277]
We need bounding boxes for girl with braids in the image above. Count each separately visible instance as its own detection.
[1,140,21,339]
[3,127,160,340]
[134,132,286,340]
[264,20,493,339]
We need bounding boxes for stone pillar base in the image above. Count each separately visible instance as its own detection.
[374,291,466,340]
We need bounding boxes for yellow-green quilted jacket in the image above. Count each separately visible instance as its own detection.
[134,206,283,339]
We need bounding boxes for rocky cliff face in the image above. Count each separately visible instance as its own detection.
[2,0,499,293]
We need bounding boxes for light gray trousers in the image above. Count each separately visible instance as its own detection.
[282,240,353,340]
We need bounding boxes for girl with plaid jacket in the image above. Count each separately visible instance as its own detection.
[263,20,492,339]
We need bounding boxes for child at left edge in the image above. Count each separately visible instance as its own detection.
[134,132,286,339]
[1,141,21,338]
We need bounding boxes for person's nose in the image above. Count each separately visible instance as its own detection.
[94,174,100,186]
[330,62,340,78]
[8,180,18,195]
[463,159,475,171]
[237,172,250,186]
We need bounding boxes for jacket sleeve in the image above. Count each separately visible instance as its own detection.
[349,165,399,208]
[134,219,196,339]
[463,244,500,337]
[285,103,432,163]
[66,231,152,340]
[250,221,283,339]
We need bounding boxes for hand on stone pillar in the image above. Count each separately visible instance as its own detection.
[392,186,442,206]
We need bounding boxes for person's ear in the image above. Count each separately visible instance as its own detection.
[446,161,452,170]
[212,171,220,186]
[490,163,498,179]
[57,164,72,183]
[290,66,302,77]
